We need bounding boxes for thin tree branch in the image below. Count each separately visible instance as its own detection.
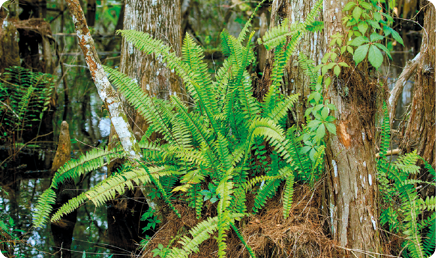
[388,53,421,124]
[65,0,140,159]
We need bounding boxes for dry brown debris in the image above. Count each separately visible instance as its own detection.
[139,185,335,258]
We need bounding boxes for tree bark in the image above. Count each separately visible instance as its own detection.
[65,0,141,159]
[260,0,324,125]
[323,0,382,256]
[105,0,185,255]
[50,121,77,258]
[120,0,184,139]
[400,1,435,167]
[265,1,382,255]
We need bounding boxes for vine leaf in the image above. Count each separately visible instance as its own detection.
[353,44,369,65]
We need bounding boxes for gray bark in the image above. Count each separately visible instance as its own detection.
[323,0,382,255]
[120,0,184,139]
[66,0,141,159]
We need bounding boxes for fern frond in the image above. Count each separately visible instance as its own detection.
[33,188,57,228]
[306,21,324,32]
[265,94,299,123]
[238,70,260,121]
[263,0,323,111]
[182,34,218,116]
[195,185,203,219]
[230,222,256,258]
[232,185,247,214]
[380,207,400,232]
[117,30,189,81]
[377,102,391,172]
[265,22,304,50]
[253,178,282,214]
[171,95,214,147]
[214,133,232,172]
[167,216,219,258]
[237,0,267,43]
[283,173,295,219]
[139,162,181,218]
[423,215,436,257]
[166,214,245,258]
[298,53,319,89]
[51,146,126,189]
[104,66,180,145]
[243,175,284,192]
[51,166,177,222]
[393,150,420,175]
[421,158,435,177]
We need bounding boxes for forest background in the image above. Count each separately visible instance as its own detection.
[0,0,435,257]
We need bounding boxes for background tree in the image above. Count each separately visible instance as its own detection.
[400,1,435,168]
[106,0,185,254]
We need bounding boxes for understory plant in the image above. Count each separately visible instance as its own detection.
[377,102,436,258]
[0,66,55,169]
[34,0,329,257]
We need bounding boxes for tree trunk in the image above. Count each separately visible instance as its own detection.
[268,0,324,125]
[264,1,382,255]
[65,0,141,159]
[120,0,184,139]
[323,0,382,256]
[400,1,435,167]
[106,0,184,255]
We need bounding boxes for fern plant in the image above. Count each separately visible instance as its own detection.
[0,67,54,140]
[0,66,55,170]
[34,1,325,256]
[377,102,436,258]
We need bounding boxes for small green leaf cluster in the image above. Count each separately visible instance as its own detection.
[342,0,403,69]
[200,183,219,204]
[141,208,161,232]
[299,54,336,161]
[151,244,170,258]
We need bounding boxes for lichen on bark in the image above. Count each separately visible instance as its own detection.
[65,0,141,159]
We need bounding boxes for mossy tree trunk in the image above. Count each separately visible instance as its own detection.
[266,0,382,256]
[323,0,382,256]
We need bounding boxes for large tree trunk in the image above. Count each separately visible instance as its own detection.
[400,1,435,168]
[265,1,382,255]
[120,0,184,138]
[106,0,184,255]
[264,0,324,125]
[323,0,382,256]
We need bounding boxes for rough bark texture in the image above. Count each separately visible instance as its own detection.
[400,1,435,167]
[65,0,141,159]
[388,53,421,124]
[265,1,381,254]
[105,0,184,255]
[271,0,324,124]
[323,0,382,256]
[120,0,184,139]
